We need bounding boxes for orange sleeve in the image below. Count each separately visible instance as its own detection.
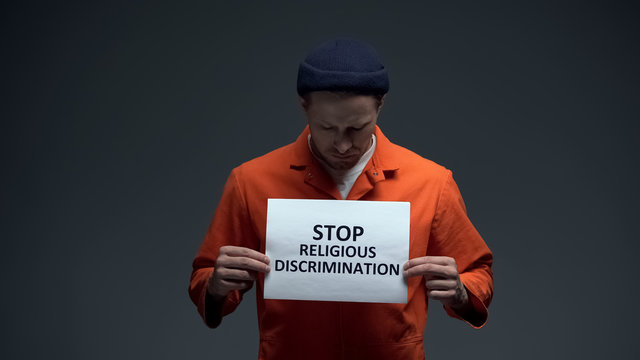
[188,168,260,328]
[429,170,494,328]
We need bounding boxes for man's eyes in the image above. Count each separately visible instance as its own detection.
[320,125,364,131]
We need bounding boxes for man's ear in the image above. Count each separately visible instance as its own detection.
[377,95,386,113]
[299,96,309,111]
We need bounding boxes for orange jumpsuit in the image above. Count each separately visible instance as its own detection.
[189,126,493,360]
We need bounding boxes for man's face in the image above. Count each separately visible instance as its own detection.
[302,91,382,171]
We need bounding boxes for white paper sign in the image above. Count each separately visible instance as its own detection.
[264,199,410,303]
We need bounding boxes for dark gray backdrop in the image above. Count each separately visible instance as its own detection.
[2,1,639,359]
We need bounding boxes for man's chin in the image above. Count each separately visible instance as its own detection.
[327,158,358,171]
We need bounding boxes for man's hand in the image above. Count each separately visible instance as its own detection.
[403,256,469,310]
[207,246,271,301]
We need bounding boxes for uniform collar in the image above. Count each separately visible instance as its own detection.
[288,125,399,200]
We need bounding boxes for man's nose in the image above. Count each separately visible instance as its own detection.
[334,133,352,154]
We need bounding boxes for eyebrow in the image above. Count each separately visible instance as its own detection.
[317,116,373,129]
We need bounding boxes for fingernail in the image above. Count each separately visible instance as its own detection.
[266,265,271,272]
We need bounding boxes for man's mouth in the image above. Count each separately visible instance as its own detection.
[332,153,356,159]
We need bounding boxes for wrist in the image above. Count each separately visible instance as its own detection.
[448,285,470,311]
[447,289,477,324]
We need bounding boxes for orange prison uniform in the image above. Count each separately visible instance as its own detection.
[189,126,493,360]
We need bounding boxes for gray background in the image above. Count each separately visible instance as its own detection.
[2,1,639,359]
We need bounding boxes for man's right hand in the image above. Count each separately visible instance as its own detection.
[207,246,271,301]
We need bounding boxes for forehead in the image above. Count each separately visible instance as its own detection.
[306,91,377,103]
[305,91,379,117]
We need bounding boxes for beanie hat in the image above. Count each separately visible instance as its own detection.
[297,38,389,96]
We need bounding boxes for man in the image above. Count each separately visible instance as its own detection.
[189,38,493,359]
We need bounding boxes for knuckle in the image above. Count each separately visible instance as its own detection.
[406,269,415,277]
[215,257,228,268]
[239,258,251,268]
[231,270,245,281]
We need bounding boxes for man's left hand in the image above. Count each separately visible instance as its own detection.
[403,256,469,310]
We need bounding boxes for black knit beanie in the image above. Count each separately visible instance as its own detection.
[297,38,389,96]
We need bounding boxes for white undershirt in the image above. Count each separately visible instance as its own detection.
[308,134,377,199]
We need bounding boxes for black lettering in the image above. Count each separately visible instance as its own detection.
[357,246,368,258]
[322,261,336,273]
[275,260,285,271]
[299,260,307,272]
[309,244,317,256]
[368,247,376,258]
[313,224,323,240]
[354,262,363,274]
[308,261,317,272]
[330,245,340,257]
[336,225,351,241]
[345,246,356,257]
[377,263,388,275]
[290,260,297,272]
[342,262,352,274]
[363,262,372,274]
[353,226,364,241]
[324,225,336,240]
[390,263,400,276]
[300,244,309,256]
